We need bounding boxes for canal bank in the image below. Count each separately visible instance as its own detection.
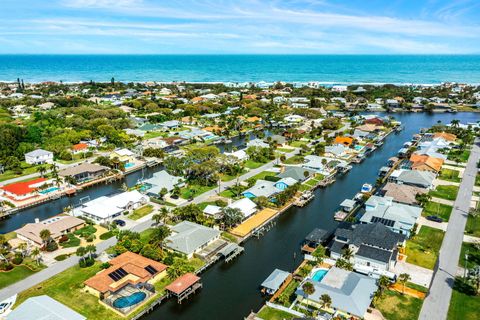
[141,112,479,320]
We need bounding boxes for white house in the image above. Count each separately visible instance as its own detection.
[227,197,257,219]
[24,149,54,165]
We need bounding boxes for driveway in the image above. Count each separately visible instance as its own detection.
[417,216,448,232]
[419,139,480,320]
[394,261,433,287]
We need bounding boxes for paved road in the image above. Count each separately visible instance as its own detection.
[419,139,480,320]
[0,148,300,301]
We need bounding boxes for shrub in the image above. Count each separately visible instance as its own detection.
[99,231,114,240]
[54,254,69,261]
[0,262,13,271]
[79,257,95,268]
[46,241,58,252]
[215,199,227,207]
[12,256,23,265]
[86,234,95,242]
[101,262,111,269]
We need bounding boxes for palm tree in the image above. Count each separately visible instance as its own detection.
[39,229,51,246]
[85,244,96,260]
[50,163,61,187]
[342,247,353,261]
[398,273,411,294]
[378,276,391,296]
[158,207,169,223]
[451,119,460,128]
[18,242,28,258]
[149,225,171,248]
[36,165,47,177]
[320,294,332,310]
[76,246,86,264]
[31,247,41,266]
[302,281,315,307]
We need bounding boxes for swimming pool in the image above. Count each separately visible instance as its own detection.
[112,291,146,309]
[124,162,135,169]
[39,187,59,194]
[354,145,363,151]
[311,268,328,282]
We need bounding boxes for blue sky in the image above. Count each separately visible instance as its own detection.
[1,0,480,54]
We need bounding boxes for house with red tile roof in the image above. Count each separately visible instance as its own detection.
[0,178,47,201]
[71,143,89,154]
[84,251,167,299]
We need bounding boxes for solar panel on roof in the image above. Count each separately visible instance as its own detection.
[371,216,395,227]
[145,265,157,275]
[108,267,128,281]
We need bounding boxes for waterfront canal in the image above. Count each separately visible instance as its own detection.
[142,112,478,320]
[0,113,478,319]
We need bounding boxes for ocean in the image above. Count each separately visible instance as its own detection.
[1,54,480,84]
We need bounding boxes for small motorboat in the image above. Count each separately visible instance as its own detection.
[0,294,17,315]
[361,183,373,193]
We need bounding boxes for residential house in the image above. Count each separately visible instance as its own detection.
[274,177,298,191]
[73,190,148,223]
[71,143,89,155]
[360,196,422,236]
[329,223,405,271]
[277,166,315,182]
[7,296,86,320]
[390,169,436,189]
[227,197,257,219]
[224,149,249,162]
[246,139,270,149]
[0,178,48,201]
[270,135,287,146]
[165,221,221,258]
[242,180,281,199]
[334,136,353,147]
[433,132,456,142]
[142,170,184,195]
[24,149,54,165]
[325,144,347,158]
[296,267,378,319]
[381,183,427,206]
[58,163,109,184]
[110,148,136,164]
[203,205,223,219]
[84,251,167,298]
[16,215,85,246]
[409,154,444,173]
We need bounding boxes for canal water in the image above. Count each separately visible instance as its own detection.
[141,112,478,320]
[0,113,477,319]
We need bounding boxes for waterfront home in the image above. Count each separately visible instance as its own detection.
[58,163,109,184]
[110,148,136,164]
[142,137,169,149]
[261,269,290,295]
[165,221,221,258]
[329,223,405,271]
[84,251,167,299]
[142,170,184,195]
[409,154,444,173]
[242,180,281,199]
[24,149,53,165]
[302,155,340,176]
[277,166,315,182]
[274,177,298,190]
[381,183,427,206]
[334,136,353,147]
[270,135,287,146]
[433,132,456,142]
[247,139,270,149]
[203,205,223,219]
[390,169,436,189]
[355,124,381,133]
[296,267,378,319]
[74,190,148,223]
[16,215,85,246]
[7,295,86,320]
[0,178,48,201]
[352,129,370,140]
[361,196,422,236]
[227,197,257,219]
[224,149,249,162]
[325,144,347,158]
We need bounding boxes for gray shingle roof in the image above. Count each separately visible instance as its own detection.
[356,245,393,263]
[277,166,315,181]
[7,295,86,320]
[261,269,290,291]
[334,223,405,251]
[166,221,220,255]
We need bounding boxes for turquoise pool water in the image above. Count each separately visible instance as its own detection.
[354,145,363,151]
[311,269,328,282]
[113,292,146,309]
[39,187,59,194]
[125,162,135,168]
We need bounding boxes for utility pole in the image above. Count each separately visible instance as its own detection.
[464,250,469,278]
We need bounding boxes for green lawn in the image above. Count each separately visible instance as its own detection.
[180,184,215,199]
[0,165,42,182]
[60,233,81,248]
[465,213,480,237]
[476,174,480,187]
[220,169,247,182]
[249,171,277,182]
[0,265,36,289]
[422,201,453,221]
[257,306,297,320]
[458,242,480,269]
[406,226,445,269]
[245,159,266,169]
[74,225,97,237]
[447,150,470,163]
[143,131,167,139]
[277,147,294,153]
[129,204,154,220]
[282,155,304,165]
[429,185,459,201]
[448,289,480,320]
[439,169,461,183]
[290,141,308,148]
[375,290,424,320]
[276,280,299,307]
[15,263,123,320]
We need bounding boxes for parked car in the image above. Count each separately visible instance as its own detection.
[426,215,443,223]
[113,219,126,227]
